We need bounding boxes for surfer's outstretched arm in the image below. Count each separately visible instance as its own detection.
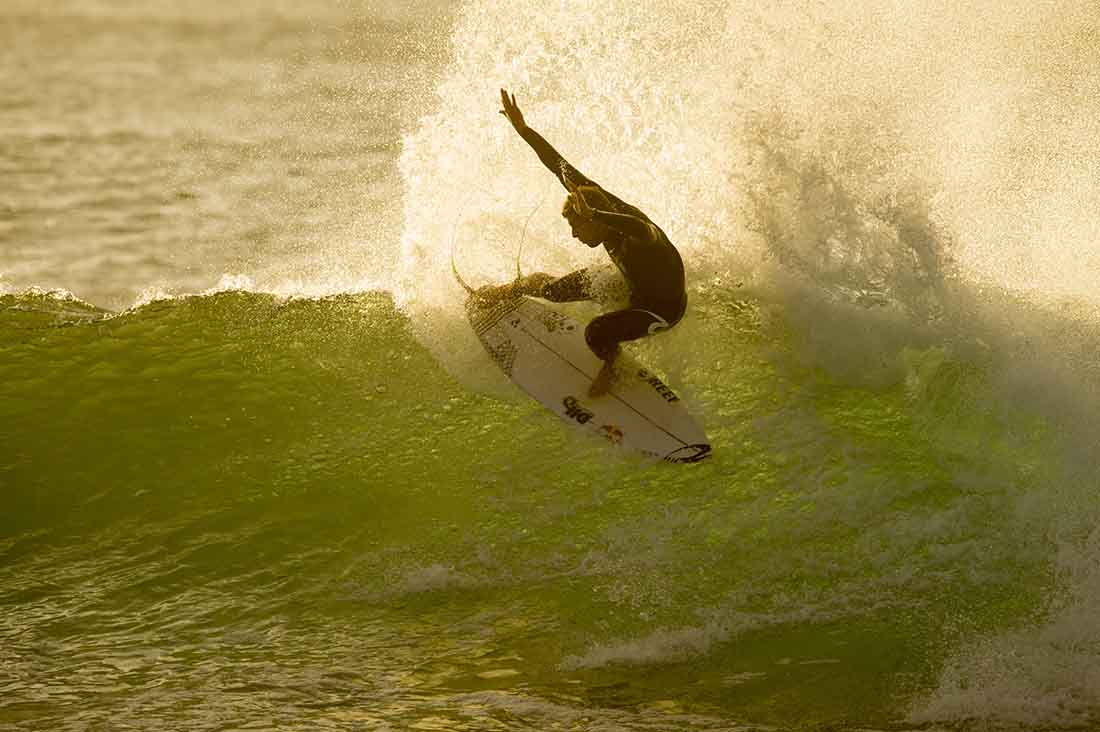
[500,89,652,222]
[499,89,595,191]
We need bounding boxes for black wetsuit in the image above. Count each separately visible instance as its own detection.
[519,126,687,359]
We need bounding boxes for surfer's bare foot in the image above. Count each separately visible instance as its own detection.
[513,272,553,297]
[588,358,616,398]
[472,284,505,305]
[474,282,519,305]
[473,273,552,305]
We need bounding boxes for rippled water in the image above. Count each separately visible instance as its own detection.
[4,1,1100,730]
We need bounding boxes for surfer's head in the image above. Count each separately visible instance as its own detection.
[562,185,612,247]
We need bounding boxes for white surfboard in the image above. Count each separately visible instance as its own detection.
[466,293,710,463]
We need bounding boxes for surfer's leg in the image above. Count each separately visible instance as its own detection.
[541,268,594,303]
[476,268,595,307]
[584,308,670,397]
[585,308,670,355]
[475,272,554,304]
[508,272,555,297]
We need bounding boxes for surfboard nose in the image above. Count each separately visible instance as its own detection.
[664,443,712,463]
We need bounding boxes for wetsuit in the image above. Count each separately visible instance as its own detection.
[518,126,687,360]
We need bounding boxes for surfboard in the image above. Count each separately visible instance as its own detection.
[465,291,710,463]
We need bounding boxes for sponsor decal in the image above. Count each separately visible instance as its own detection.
[636,369,680,403]
[562,396,595,424]
[600,424,624,444]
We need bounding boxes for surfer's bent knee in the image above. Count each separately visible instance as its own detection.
[583,308,657,360]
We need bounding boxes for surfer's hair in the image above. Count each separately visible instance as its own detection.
[562,185,612,218]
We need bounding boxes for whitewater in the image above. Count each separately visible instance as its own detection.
[3,1,1100,729]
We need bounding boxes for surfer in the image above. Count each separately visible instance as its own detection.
[493,88,687,398]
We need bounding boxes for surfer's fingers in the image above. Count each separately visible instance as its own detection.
[499,89,523,125]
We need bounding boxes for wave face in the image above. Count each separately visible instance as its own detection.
[4,279,1100,730]
[5,0,1100,729]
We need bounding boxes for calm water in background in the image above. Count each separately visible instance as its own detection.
[5,2,1100,730]
[2,0,449,309]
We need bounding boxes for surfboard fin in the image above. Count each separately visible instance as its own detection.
[451,249,475,296]
[449,211,476,297]
[514,197,543,283]
[451,195,543,300]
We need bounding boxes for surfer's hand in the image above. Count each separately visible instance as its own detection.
[563,173,598,216]
[499,89,526,132]
[567,186,594,220]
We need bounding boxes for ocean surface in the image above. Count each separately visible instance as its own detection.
[4,1,1100,730]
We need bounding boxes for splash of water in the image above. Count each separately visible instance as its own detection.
[393,1,1100,724]
[396,0,1100,313]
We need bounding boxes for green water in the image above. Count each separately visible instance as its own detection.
[6,0,1100,728]
[4,288,1093,730]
